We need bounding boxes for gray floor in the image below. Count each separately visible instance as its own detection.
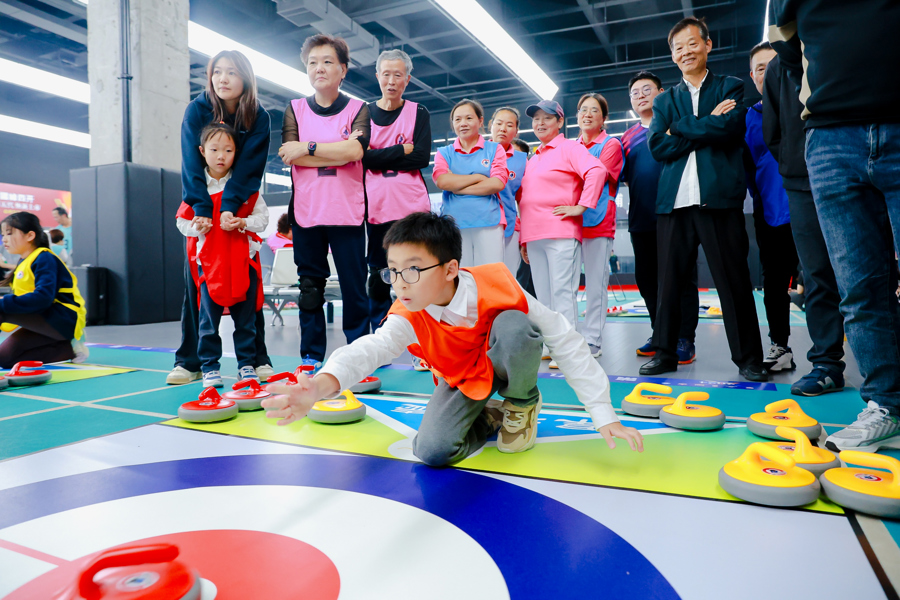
[84,310,863,388]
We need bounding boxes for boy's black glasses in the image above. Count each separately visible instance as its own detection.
[379,263,442,284]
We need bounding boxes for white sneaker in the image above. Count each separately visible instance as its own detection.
[71,339,89,363]
[541,346,551,360]
[763,344,796,372]
[238,365,260,383]
[202,370,223,388]
[167,366,201,385]
[255,364,275,382]
[412,357,431,372]
[825,401,900,452]
[548,359,559,369]
[588,344,602,358]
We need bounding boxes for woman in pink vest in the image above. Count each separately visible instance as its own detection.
[577,93,623,358]
[518,100,606,368]
[278,34,370,369]
[363,49,432,330]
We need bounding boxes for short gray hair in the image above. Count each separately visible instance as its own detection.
[376,49,413,75]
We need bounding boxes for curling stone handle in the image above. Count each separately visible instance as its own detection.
[79,544,179,599]
[740,442,797,470]
[341,390,358,402]
[670,391,710,410]
[198,387,221,401]
[764,398,804,415]
[839,451,900,492]
[625,382,673,400]
[774,426,821,462]
[233,379,261,392]
[8,361,43,376]
[267,372,298,385]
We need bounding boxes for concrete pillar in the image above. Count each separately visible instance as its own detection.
[87,0,189,170]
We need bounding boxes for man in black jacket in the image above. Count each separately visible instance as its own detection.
[771,0,900,451]
[643,17,767,382]
[762,54,845,397]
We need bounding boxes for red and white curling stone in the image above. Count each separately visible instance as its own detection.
[178,387,238,423]
[349,376,381,394]
[222,379,271,411]
[64,543,203,600]
[266,371,298,386]
[6,360,51,386]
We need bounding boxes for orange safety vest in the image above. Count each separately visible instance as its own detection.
[176,191,263,310]
[388,264,529,400]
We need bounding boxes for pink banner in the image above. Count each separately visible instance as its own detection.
[0,183,72,229]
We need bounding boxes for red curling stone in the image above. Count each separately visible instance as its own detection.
[222,379,271,411]
[178,387,238,423]
[349,376,381,394]
[6,361,52,386]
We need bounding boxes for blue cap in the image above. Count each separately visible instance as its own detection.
[525,100,564,119]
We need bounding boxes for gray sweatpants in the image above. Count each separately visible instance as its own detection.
[412,310,543,467]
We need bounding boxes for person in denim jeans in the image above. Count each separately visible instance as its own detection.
[771,0,900,451]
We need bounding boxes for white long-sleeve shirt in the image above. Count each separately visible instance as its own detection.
[320,270,618,430]
[672,70,708,210]
[177,169,269,263]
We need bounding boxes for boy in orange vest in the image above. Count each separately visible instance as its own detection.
[264,212,643,465]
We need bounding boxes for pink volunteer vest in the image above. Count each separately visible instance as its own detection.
[364,100,430,224]
[291,96,365,227]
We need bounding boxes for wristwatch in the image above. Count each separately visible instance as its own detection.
[308,141,317,156]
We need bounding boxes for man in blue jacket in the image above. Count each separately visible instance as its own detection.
[643,17,767,382]
[745,41,799,374]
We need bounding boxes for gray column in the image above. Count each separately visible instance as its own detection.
[87,0,189,170]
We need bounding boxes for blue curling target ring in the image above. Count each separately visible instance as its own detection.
[0,453,677,599]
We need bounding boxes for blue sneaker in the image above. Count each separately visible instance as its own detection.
[636,338,655,356]
[791,366,844,396]
[676,339,695,364]
[301,355,323,374]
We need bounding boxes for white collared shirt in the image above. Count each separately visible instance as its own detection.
[176,169,269,263]
[320,270,618,430]
[672,70,709,210]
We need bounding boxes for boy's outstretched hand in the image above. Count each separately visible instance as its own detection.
[261,373,338,426]
[599,422,645,452]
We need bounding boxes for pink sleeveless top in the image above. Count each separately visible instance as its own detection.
[291,96,365,227]
[364,100,430,224]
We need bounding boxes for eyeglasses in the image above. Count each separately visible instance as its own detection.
[629,85,656,99]
[379,263,442,284]
[578,107,602,115]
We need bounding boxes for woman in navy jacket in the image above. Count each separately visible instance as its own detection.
[168,50,273,385]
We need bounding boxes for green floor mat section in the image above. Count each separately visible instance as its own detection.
[0,405,161,460]
[163,396,842,514]
[374,366,866,426]
[167,409,407,458]
[0,396,63,419]
[18,369,163,402]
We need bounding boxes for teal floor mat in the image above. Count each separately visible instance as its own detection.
[19,370,166,402]
[0,396,64,419]
[0,405,160,460]
[94,383,203,416]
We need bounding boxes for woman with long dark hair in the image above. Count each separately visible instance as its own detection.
[168,50,274,386]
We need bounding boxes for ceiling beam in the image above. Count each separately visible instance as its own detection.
[0,0,86,45]
[681,0,694,17]
[576,0,617,62]
[350,0,432,24]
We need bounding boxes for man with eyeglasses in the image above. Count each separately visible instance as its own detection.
[644,17,767,382]
[621,71,700,363]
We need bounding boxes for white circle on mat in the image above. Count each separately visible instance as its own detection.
[0,485,508,600]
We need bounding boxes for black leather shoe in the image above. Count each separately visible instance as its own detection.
[739,363,769,382]
[639,357,678,376]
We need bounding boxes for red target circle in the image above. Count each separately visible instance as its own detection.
[7,529,340,599]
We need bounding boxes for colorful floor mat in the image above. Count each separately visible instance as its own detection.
[165,392,843,515]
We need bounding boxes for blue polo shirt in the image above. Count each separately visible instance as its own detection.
[620,123,661,233]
